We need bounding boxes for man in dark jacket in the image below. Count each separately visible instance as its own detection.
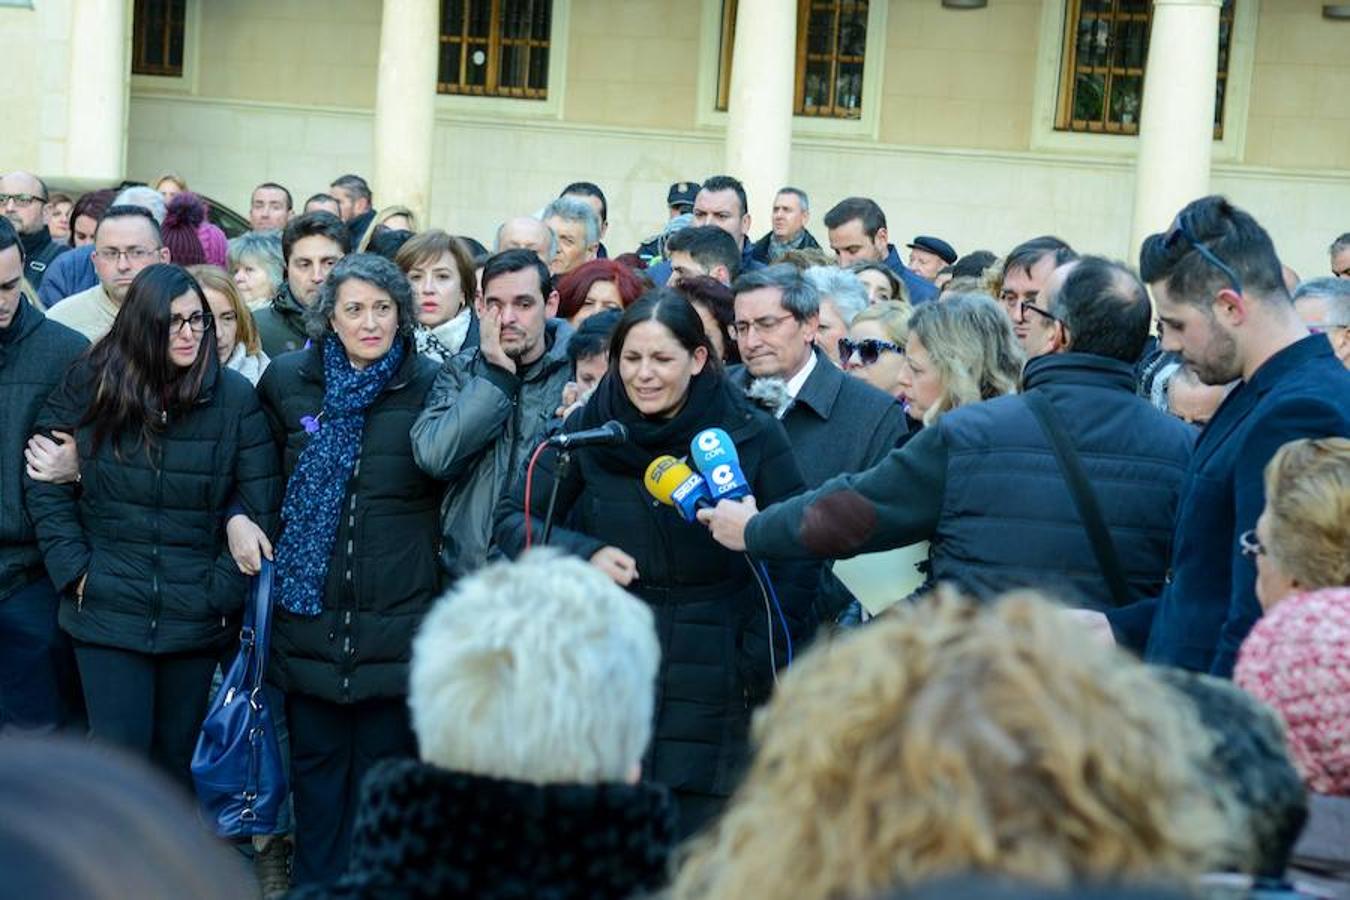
[750,187,820,264]
[0,218,87,730]
[700,256,1197,612]
[727,265,910,489]
[253,212,349,357]
[1,172,67,291]
[411,249,572,581]
[329,174,375,247]
[823,197,939,304]
[1105,196,1350,676]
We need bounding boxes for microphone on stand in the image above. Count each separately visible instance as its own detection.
[547,420,628,449]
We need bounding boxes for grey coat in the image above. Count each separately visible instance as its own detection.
[730,348,910,487]
[411,322,572,580]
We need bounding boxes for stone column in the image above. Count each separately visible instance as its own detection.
[65,0,129,179]
[372,0,440,224]
[1128,0,1222,261]
[724,0,797,234]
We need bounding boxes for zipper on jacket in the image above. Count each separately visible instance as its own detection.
[339,454,361,702]
[149,461,165,646]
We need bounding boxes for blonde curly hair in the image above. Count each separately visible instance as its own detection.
[1262,436,1350,592]
[670,590,1242,900]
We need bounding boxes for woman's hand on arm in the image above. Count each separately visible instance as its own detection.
[24,431,80,484]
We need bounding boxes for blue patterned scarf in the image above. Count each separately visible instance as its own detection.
[275,334,407,616]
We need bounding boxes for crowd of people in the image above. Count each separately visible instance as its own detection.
[0,165,1348,899]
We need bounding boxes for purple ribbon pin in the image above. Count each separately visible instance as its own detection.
[300,415,320,435]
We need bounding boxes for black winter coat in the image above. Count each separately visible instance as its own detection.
[258,340,445,704]
[0,300,87,601]
[288,759,674,900]
[24,357,282,654]
[495,373,819,825]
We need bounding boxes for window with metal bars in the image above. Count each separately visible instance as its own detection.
[717,0,869,119]
[438,0,552,99]
[1055,0,1236,137]
[131,0,187,78]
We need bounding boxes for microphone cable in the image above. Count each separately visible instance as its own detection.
[522,439,550,551]
[743,555,794,676]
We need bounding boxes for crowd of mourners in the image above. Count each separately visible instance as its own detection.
[0,165,1348,900]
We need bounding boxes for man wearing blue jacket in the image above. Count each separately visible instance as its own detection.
[1107,196,1350,676]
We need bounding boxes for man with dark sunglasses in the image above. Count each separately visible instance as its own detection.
[1104,196,1350,677]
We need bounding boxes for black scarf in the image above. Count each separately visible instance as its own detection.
[577,368,737,474]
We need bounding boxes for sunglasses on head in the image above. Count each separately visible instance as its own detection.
[1161,212,1244,296]
[838,337,902,366]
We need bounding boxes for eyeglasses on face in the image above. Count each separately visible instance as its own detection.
[1017,300,1061,324]
[732,312,797,338]
[95,247,160,263]
[1161,212,1245,296]
[170,312,214,335]
[1238,529,1266,561]
[0,194,47,207]
[839,337,902,366]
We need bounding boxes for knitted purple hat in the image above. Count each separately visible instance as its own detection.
[1235,586,1350,796]
[162,192,207,266]
[196,220,229,268]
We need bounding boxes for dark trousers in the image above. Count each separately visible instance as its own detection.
[0,577,78,731]
[73,642,217,788]
[286,692,415,888]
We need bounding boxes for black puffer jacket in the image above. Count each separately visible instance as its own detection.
[0,300,87,601]
[24,357,282,654]
[495,372,819,818]
[258,340,444,704]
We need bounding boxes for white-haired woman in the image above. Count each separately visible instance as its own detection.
[309,550,674,897]
[805,266,870,366]
[250,252,445,888]
[227,231,285,310]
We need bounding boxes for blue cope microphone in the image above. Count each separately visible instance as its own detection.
[689,428,751,501]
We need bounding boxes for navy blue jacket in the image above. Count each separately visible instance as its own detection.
[883,245,939,305]
[745,353,1194,608]
[1108,335,1350,676]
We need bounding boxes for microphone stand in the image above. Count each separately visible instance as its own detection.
[540,449,571,545]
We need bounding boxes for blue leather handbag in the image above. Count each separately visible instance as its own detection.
[192,559,287,837]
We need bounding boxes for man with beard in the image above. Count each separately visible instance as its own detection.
[1104,196,1350,676]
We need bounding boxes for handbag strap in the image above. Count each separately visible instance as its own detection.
[1023,391,1132,608]
[248,559,276,694]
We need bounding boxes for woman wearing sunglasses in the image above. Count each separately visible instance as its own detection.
[895,294,1024,427]
[24,263,281,786]
[839,300,911,399]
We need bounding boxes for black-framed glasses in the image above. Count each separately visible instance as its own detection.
[1162,212,1244,296]
[0,193,47,207]
[170,312,214,335]
[839,337,902,366]
[1239,529,1266,561]
[1017,301,1061,324]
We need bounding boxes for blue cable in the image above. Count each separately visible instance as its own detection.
[755,560,793,668]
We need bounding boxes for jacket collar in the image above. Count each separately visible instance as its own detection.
[296,333,421,391]
[1021,352,1138,394]
[0,296,42,347]
[341,758,673,899]
[789,345,846,420]
[270,283,307,319]
[18,226,54,258]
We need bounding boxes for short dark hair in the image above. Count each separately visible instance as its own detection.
[673,275,740,364]
[731,263,820,321]
[699,175,748,219]
[776,186,809,212]
[481,247,551,297]
[0,215,21,263]
[823,197,886,238]
[1047,256,1153,363]
[329,174,372,204]
[253,181,293,210]
[567,308,622,365]
[951,250,998,279]
[304,193,340,210]
[560,181,607,225]
[281,211,350,264]
[608,287,719,373]
[305,252,416,341]
[70,187,117,227]
[1004,236,1077,279]
[367,228,414,262]
[666,225,740,281]
[95,205,162,244]
[1139,195,1287,306]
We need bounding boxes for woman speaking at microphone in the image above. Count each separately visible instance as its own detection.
[495,288,818,838]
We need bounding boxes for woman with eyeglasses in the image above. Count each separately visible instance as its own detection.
[23,263,281,785]
[896,294,1024,427]
[840,300,912,400]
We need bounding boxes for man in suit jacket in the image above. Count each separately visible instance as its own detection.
[1106,196,1350,676]
[726,264,910,489]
